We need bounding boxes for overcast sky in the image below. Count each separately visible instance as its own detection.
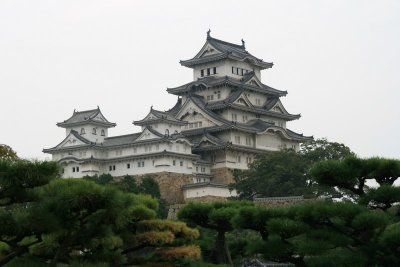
[0,0,399,160]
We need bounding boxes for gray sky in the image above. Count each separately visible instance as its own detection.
[0,0,399,160]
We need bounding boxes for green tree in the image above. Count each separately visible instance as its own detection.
[83,173,113,185]
[0,159,60,265]
[300,138,355,163]
[234,201,396,267]
[118,175,140,193]
[231,156,400,266]
[178,202,253,265]
[233,150,310,199]
[139,176,161,198]
[311,156,400,206]
[0,145,18,160]
[0,160,200,265]
[232,139,355,199]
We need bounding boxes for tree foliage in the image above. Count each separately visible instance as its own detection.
[232,138,356,199]
[230,156,400,266]
[178,201,253,265]
[311,156,400,207]
[234,201,398,267]
[299,138,355,163]
[0,159,199,266]
[0,145,18,160]
[233,150,310,198]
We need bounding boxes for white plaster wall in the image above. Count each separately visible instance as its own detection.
[256,132,282,151]
[193,60,227,80]
[142,123,181,135]
[66,124,108,143]
[193,87,231,103]
[260,115,287,128]
[245,92,268,107]
[192,59,262,81]
[183,186,237,199]
[225,59,262,80]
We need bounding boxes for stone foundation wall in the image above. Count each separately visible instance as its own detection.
[185,195,228,203]
[211,167,235,184]
[133,172,193,205]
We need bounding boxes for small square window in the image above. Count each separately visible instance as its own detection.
[213,67,217,74]
[76,167,79,172]
[180,161,183,166]
[207,68,211,75]
[127,163,130,169]
[201,69,204,77]
[72,167,75,172]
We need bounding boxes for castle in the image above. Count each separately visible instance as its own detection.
[43,32,311,204]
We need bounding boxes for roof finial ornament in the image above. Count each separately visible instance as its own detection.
[207,29,211,38]
[73,109,76,114]
[241,38,245,48]
[97,105,99,110]
[150,105,153,110]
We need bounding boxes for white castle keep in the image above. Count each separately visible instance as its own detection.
[44,32,311,203]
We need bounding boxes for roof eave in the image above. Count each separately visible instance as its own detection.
[56,121,116,128]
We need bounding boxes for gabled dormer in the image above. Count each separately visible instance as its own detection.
[57,107,116,143]
[133,107,186,135]
[180,30,273,81]
[43,130,93,154]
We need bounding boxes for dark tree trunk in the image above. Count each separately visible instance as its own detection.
[215,231,226,264]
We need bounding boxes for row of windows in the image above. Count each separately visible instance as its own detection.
[200,67,217,77]
[232,66,250,76]
[231,113,257,123]
[236,156,253,164]
[80,128,105,136]
[195,178,209,183]
[72,166,80,172]
[195,166,206,173]
[185,121,202,129]
[109,161,145,171]
[172,160,184,166]
[206,90,221,101]
[108,158,188,172]
[234,136,252,146]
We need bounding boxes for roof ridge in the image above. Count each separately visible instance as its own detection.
[104,132,141,139]
[207,36,245,50]
[74,108,98,114]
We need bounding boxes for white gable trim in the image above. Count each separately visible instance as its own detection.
[193,41,223,59]
[56,131,89,149]
[270,99,290,115]
[175,98,223,126]
[135,127,163,141]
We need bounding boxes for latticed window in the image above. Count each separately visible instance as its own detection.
[101,129,105,136]
[92,128,97,135]
[80,128,85,135]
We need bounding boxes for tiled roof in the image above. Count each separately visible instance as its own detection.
[166,98,183,116]
[179,95,308,141]
[57,107,116,128]
[167,73,286,96]
[102,133,142,147]
[205,90,300,120]
[43,130,94,152]
[134,107,186,126]
[180,35,273,69]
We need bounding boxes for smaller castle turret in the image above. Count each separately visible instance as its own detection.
[56,107,116,143]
